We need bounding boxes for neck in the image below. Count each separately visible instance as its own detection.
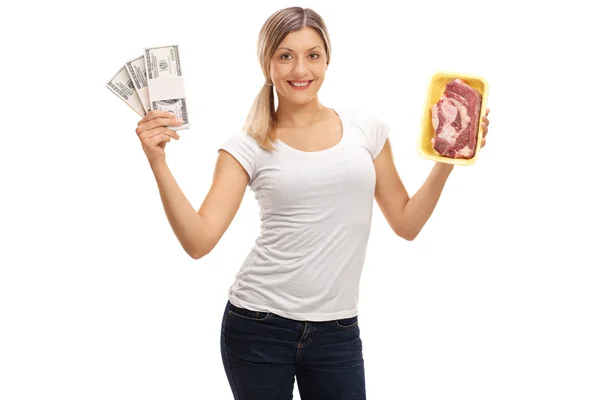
[274,96,327,129]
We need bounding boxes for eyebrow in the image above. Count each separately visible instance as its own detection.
[276,46,323,52]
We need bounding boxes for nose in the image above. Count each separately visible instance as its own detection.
[292,57,308,76]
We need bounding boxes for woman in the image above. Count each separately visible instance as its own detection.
[134,6,491,400]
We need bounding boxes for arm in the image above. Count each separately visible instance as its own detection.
[151,150,249,259]
[373,138,453,241]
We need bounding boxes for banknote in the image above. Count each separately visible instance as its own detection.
[144,44,190,131]
[106,66,145,117]
[125,55,151,114]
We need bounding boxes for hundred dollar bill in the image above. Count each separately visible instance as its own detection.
[106,66,145,117]
[144,44,190,131]
[125,55,151,114]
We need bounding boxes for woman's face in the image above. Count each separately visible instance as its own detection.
[269,27,328,105]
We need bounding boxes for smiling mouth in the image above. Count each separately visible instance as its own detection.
[287,80,314,89]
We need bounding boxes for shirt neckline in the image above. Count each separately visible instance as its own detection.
[275,108,345,154]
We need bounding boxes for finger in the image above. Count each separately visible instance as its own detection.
[137,110,175,126]
[137,124,181,140]
[137,117,182,133]
[140,126,181,141]
[150,133,172,147]
[486,108,490,116]
[482,116,489,126]
[481,136,486,148]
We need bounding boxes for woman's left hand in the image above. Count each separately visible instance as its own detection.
[481,108,490,148]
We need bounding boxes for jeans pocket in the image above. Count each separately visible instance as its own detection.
[228,304,271,321]
[334,315,359,329]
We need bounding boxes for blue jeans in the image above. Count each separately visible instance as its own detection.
[220,300,366,399]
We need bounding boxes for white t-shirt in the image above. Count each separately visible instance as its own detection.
[218,109,390,321]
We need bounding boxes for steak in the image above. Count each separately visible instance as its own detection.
[431,79,482,159]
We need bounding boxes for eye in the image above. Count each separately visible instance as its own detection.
[280,53,292,60]
[309,53,320,60]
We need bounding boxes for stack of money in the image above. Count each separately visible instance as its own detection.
[106,45,190,131]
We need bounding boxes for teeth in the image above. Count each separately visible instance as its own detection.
[290,81,310,87]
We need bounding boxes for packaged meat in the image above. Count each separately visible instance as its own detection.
[418,72,489,166]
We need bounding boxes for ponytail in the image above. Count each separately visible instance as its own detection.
[242,83,277,151]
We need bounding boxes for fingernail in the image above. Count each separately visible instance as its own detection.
[176,119,184,124]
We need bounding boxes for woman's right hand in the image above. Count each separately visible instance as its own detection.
[135,110,183,165]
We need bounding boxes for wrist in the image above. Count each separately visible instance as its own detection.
[150,159,168,172]
[434,161,454,174]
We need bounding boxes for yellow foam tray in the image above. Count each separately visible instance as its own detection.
[418,71,489,166]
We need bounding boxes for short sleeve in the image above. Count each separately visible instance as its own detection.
[218,131,260,183]
[369,114,390,160]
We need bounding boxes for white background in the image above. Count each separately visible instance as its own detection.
[1,0,599,399]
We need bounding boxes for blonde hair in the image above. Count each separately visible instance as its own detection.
[242,7,332,151]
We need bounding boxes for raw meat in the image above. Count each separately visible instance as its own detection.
[431,79,482,159]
